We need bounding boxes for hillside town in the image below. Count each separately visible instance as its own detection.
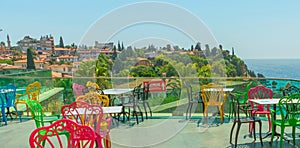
[0,34,228,78]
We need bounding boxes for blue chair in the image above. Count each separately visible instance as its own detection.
[0,84,22,125]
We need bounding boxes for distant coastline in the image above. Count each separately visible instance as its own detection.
[244,59,300,80]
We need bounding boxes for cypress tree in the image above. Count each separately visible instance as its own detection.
[117,41,121,51]
[27,47,36,70]
[59,36,64,48]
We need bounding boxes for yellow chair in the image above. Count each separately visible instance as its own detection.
[201,83,226,123]
[76,92,112,148]
[15,81,41,116]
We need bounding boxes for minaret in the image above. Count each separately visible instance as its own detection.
[7,34,11,50]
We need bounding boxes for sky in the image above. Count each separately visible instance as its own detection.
[1,0,300,59]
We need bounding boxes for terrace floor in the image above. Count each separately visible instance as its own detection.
[1,114,300,148]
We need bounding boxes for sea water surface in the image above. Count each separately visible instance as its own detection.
[244,59,300,91]
[244,59,300,80]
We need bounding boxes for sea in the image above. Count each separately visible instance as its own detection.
[244,59,300,80]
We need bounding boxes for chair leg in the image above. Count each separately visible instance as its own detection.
[280,126,285,148]
[292,126,296,145]
[142,102,148,119]
[146,102,152,117]
[270,122,275,146]
[267,114,271,132]
[13,106,22,122]
[258,121,263,146]
[253,122,256,142]
[186,103,191,120]
[189,103,194,119]
[230,121,236,144]
[235,123,241,148]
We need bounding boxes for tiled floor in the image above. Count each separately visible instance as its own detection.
[0,115,300,148]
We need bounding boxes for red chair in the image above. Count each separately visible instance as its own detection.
[61,101,112,148]
[72,83,87,97]
[248,85,273,133]
[29,119,96,148]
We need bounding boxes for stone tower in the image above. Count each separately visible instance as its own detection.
[7,34,11,49]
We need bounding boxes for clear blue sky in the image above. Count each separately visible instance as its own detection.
[1,0,300,59]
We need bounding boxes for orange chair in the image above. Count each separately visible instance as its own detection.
[201,83,226,123]
[15,81,41,116]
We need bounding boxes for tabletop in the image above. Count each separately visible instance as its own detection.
[203,88,234,92]
[102,88,134,95]
[0,88,25,94]
[249,98,300,105]
[65,106,123,115]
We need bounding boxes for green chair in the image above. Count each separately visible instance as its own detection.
[229,81,253,119]
[270,93,300,148]
[26,100,59,128]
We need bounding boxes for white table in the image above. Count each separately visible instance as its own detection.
[102,88,133,95]
[65,106,122,115]
[203,88,234,92]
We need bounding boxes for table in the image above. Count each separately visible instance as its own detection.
[65,106,123,115]
[102,88,134,95]
[203,88,234,92]
[102,88,135,122]
[248,98,299,139]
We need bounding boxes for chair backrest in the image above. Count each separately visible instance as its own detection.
[282,85,300,96]
[232,93,251,121]
[29,119,96,148]
[248,85,273,111]
[76,91,109,107]
[27,100,46,127]
[61,101,104,136]
[72,83,87,97]
[277,93,300,126]
[184,82,193,102]
[26,81,41,102]
[0,84,17,107]
[201,83,225,104]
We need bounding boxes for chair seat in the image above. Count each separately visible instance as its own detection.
[273,120,300,126]
[35,116,59,123]
[204,102,224,106]
[234,116,261,123]
[251,110,271,114]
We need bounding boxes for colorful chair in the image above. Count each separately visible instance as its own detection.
[248,85,273,133]
[15,81,41,116]
[27,100,59,128]
[137,83,152,119]
[61,101,112,148]
[229,81,253,119]
[229,92,263,148]
[72,83,87,97]
[0,84,22,125]
[184,82,203,120]
[270,94,300,148]
[29,119,96,148]
[201,83,226,123]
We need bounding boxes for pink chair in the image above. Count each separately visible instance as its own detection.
[72,83,87,97]
[29,119,96,148]
[61,101,112,148]
[248,85,273,133]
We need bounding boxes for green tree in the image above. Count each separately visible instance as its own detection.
[26,47,36,70]
[95,54,113,88]
[112,45,117,60]
[59,36,64,48]
[117,41,121,51]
